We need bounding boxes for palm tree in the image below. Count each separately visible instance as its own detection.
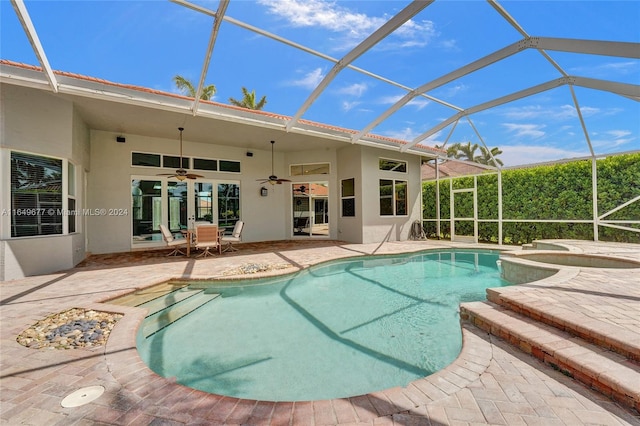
[173,75,216,100]
[477,146,504,166]
[435,142,504,166]
[435,143,461,158]
[456,142,480,162]
[229,87,267,110]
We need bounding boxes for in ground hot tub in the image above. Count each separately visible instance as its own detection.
[515,252,640,269]
[499,251,640,284]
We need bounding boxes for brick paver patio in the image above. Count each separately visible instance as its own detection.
[1,239,639,425]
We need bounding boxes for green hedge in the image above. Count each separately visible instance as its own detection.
[422,153,640,244]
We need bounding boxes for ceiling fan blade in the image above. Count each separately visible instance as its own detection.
[157,173,177,176]
[277,178,291,183]
[185,174,204,179]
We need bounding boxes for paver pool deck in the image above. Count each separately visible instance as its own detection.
[1,239,639,425]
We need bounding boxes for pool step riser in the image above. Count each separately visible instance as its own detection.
[460,301,640,413]
[137,287,203,317]
[142,292,221,338]
[486,288,640,362]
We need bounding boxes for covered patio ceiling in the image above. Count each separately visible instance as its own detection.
[1,0,638,164]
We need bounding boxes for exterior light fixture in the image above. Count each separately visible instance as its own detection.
[260,187,268,196]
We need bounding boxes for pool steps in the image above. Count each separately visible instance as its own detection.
[107,283,221,337]
[107,281,190,307]
[137,287,203,317]
[460,299,640,412]
[142,291,220,338]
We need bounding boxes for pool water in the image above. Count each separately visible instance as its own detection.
[137,250,510,401]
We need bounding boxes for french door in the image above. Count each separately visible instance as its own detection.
[292,182,329,237]
[131,177,239,245]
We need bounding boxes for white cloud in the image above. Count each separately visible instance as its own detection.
[502,123,546,139]
[590,129,636,148]
[288,67,325,90]
[257,0,436,50]
[499,104,609,122]
[570,60,639,77]
[382,127,420,141]
[342,100,360,112]
[337,82,368,97]
[377,94,429,110]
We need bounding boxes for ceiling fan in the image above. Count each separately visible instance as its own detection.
[257,140,291,185]
[157,127,203,181]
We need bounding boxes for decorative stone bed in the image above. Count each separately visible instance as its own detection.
[17,308,122,350]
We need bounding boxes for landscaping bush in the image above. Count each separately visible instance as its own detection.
[422,153,640,244]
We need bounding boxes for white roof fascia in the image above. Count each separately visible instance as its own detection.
[0,63,52,91]
[285,0,434,133]
[192,0,229,115]
[10,0,58,93]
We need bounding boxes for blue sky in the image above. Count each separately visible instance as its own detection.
[2,0,639,166]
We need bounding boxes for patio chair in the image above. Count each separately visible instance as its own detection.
[159,224,187,256]
[194,224,220,257]
[221,220,244,253]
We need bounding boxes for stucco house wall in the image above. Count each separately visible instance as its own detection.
[360,147,422,244]
[336,144,363,243]
[1,82,426,280]
[0,84,89,280]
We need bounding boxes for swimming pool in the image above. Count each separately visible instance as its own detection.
[137,250,510,401]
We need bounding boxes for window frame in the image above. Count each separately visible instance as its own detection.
[378,157,407,173]
[131,151,162,168]
[379,179,408,217]
[290,163,330,176]
[340,177,355,217]
[9,151,65,238]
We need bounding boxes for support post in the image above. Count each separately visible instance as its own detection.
[498,170,503,245]
[592,157,599,241]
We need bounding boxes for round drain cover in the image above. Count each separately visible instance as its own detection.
[61,386,105,408]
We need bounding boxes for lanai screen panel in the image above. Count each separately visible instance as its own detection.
[1,0,637,166]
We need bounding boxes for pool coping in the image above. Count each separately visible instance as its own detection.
[3,239,640,424]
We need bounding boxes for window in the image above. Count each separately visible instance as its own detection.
[218,183,240,229]
[219,160,241,173]
[341,178,355,217]
[68,162,76,233]
[131,179,161,241]
[379,179,407,216]
[163,155,189,169]
[379,158,407,173]
[194,182,213,223]
[10,152,63,237]
[132,152,161,167]
[193,158,217,171]
[290,163,330,176]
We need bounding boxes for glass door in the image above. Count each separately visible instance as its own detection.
[167,181,188,232]
[292,182,329,237]
[193,181,213,225]
[132,178,241,245]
